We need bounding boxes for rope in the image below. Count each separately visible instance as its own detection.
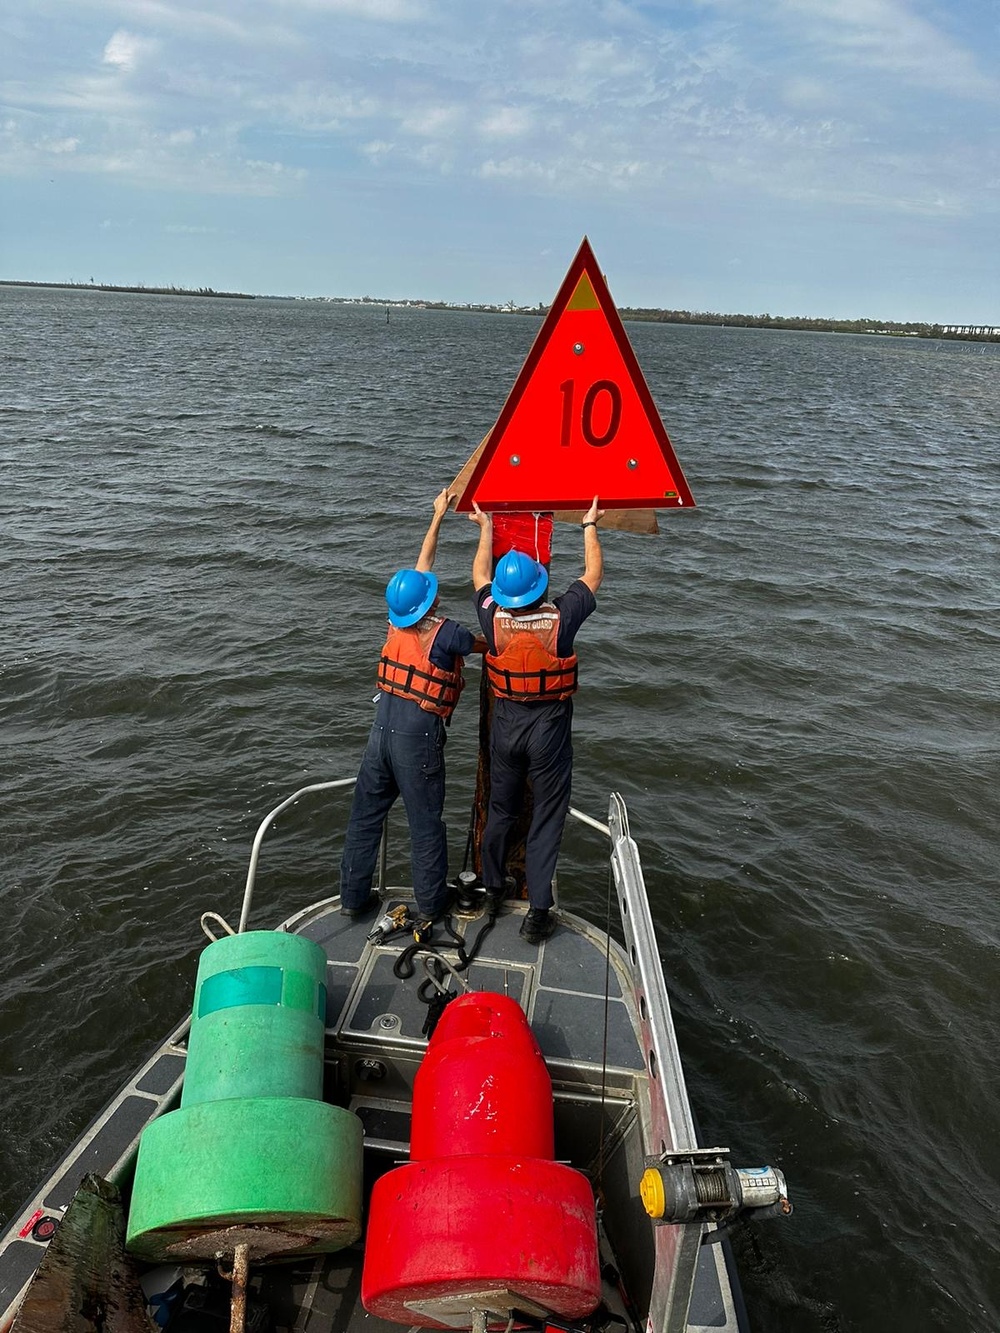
[390,911,499,1039]
[391,906,499,985]
[421,952,468,994]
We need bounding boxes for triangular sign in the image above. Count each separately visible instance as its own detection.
[456,237,695,512]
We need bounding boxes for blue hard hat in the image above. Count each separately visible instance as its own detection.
[385,568,438,627]
[491,549,548,609]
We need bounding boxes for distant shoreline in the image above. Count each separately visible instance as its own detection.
[0,279,254,300]
[616,307,999,343]
[2,278,996,342]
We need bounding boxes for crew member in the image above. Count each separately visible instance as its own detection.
[340,488,478,935]
[469,497,604,943]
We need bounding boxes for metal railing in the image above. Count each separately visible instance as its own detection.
[605,792,700,1333]
[238,778,358,932]
[239,791,609,934]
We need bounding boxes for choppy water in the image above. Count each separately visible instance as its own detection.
[1,286,998,1332]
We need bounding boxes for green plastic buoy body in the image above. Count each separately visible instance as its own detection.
[183,928,328,1105]
[126,930,362,1262]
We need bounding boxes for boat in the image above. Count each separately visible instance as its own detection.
[0,777,790,1333]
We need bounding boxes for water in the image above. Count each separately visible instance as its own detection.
[1,286,998,1332]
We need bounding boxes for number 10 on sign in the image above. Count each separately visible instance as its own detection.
[559,378,623,449]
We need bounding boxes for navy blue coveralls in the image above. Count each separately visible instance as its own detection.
[340,617,475,920]
[475,580,596,910]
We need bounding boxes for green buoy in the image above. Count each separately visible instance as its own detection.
[126,931,362,1262]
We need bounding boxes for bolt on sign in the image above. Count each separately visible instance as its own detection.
[455,237,696,514]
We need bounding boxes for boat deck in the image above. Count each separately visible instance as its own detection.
[0,887,743,1333]
[298,889,645,1079]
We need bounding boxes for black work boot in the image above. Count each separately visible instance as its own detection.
[519,907,556,944]
[341,890,380,919]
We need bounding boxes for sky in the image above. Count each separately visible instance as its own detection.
[2,0,998,323]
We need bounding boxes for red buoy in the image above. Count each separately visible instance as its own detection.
[361,994,601,1328]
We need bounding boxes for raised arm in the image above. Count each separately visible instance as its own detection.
[415,487,455,573]
[579,495,605,594]
[469,502,494,592]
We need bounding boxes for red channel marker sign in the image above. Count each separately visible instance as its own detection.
[457,237,695,512]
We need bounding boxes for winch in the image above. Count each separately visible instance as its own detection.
[640,1147,791,1238]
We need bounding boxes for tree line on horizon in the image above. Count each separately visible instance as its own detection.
[617,306,997,341]
[0,279,253,300]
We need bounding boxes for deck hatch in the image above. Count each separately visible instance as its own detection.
[539,927,625,999]
[532,991,643,1070]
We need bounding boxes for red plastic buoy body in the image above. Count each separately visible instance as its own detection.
[362,994,601,1329]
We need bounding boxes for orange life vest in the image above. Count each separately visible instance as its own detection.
[377,615,464,718]
[486,603,578,703]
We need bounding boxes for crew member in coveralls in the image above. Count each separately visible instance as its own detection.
[468,496,605,943]
[340,487,480,935]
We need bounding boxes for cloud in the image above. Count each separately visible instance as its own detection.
[289,0,425,17]
[0,0,996,229]
[778,0,997,98]
[400,104,460,137]
[477,151,650,192]
[361,138,395,163]
[246,87,380,133]
[41,136,81,154]
[478,156,555,184]
[113,1,295,46]
[102,29,153,71]
[479,106,533,139]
